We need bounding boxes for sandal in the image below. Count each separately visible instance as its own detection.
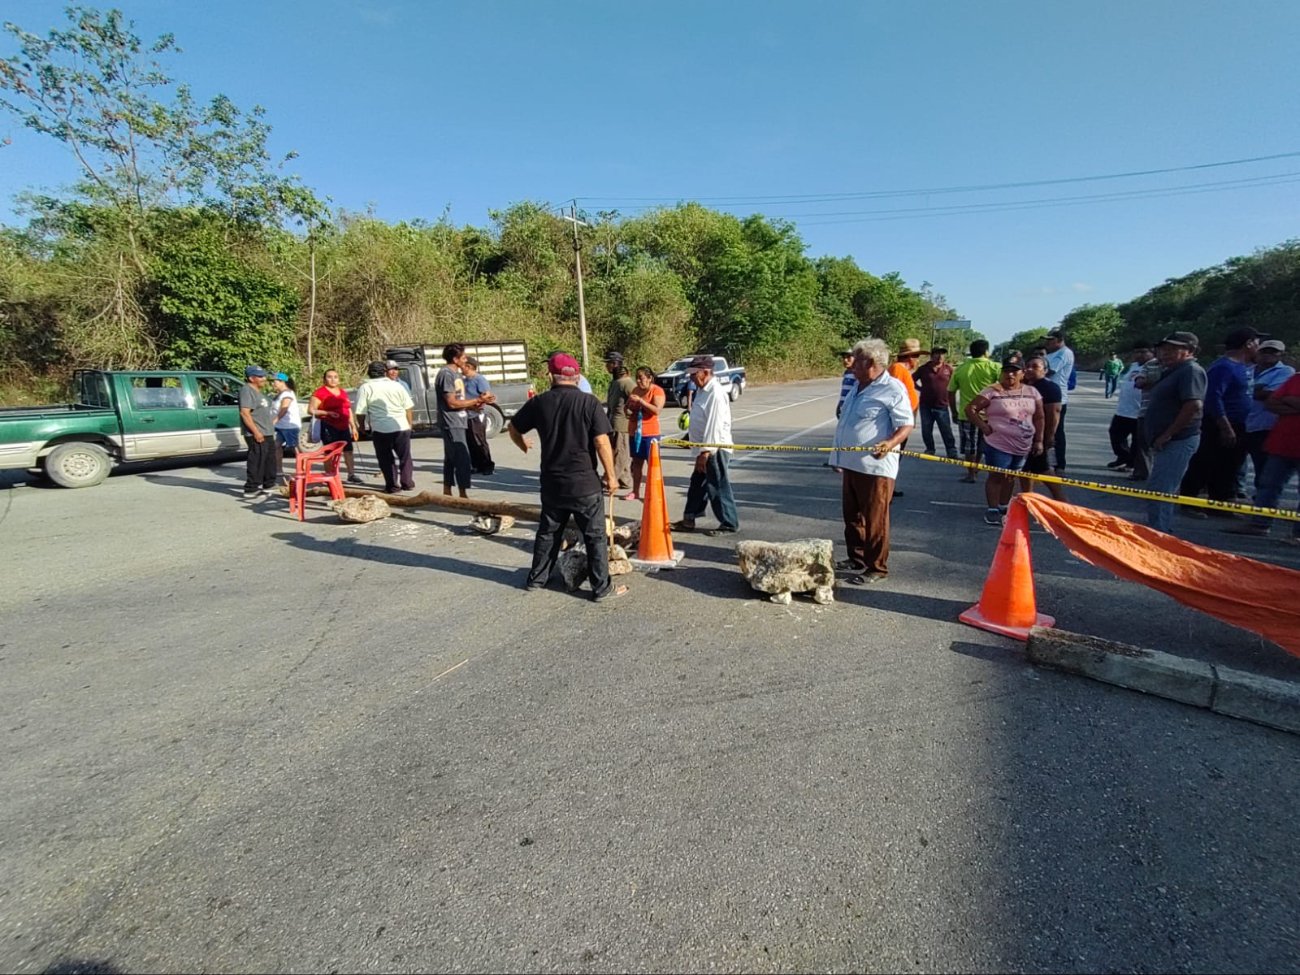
[670,520,697,532]
[845,573,887,586]
[622,492,639,501]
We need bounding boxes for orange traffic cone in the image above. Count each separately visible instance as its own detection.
[959,496,1054,640]
[632,440,683,569]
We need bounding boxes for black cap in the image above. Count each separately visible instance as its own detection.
[1001,356,1024,371]
[1045,329,1064,339]
[1156,330,1199,349]
[931,346,948,355]
[603,351,624,363]
[688,355,714,371]
[1223,327,1267,350]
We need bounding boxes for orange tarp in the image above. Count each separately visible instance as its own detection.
[1018,494,1300,657]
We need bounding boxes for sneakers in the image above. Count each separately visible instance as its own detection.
[984,507,1003,526]
[834,558,865,572]
[1106,460,1126,469]
[345,473,365,485]
[241,489,259,500]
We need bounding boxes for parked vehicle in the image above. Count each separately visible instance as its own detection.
[654,355,747,406]
[0,369,249,488]
[375,341,534,438]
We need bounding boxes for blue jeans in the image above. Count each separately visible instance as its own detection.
[1249,455,1300,536]
[1146,434,1200,533]
[918,405,957,456]
[1104,375,1118,398]
[684,450,739,530]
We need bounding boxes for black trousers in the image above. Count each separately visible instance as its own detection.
[527,492,612,598]
[243,436,277,491]
[1108,415,1136,465]
[467,414,495,474]
[1130,419,1153,480]
[1181,418,1248,501]
[441,427,473,490]
[1053,404,1068,469]
[372,429,414,492]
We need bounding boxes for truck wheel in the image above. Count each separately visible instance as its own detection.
[728,382,742,402]
[45,442,112,488]
[484,405,506,438]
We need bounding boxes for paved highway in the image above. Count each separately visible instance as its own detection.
[2,374,1298,972]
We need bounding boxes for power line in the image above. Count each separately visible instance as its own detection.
[793,172,1300,225]
[574,150,1300,206]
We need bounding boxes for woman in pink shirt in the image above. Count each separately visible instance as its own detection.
[965,356,1044,526]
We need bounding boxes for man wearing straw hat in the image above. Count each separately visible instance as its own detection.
[507,353,627,600]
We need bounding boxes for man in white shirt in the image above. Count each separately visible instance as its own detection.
[1106,343,1152,471]
[354,360,416,493]
[672,356,738,536]
[831,338,914,584]
[1044,328,1075,470]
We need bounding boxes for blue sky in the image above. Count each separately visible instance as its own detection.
[2,0,1297,342]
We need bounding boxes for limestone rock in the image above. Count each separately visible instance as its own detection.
[612,523,641,549]
[736,538,836,604]
[333,495,391,523]
[769,590,793,605]
[469,513,515,534]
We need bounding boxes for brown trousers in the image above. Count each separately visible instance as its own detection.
[841,469,895,575]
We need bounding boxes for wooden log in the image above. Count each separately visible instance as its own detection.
[287,484,544,521]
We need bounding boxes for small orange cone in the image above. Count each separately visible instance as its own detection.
[632,440,683,569]
[959,496,1054,640]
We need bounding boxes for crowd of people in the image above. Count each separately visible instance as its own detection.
[235,325,1299,598]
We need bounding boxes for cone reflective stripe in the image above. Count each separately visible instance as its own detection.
[959,497,1054,640]
[633,440,681,567]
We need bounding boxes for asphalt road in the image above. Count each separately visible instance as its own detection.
[2,374,1298,973]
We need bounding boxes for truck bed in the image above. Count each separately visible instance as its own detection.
[0,404,116,422]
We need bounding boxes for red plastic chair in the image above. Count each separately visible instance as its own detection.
[288,440,347,520]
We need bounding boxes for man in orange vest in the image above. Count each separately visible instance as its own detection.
[887,338,924,497]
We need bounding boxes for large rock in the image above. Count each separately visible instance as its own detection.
[736,538,835,604]
[557,543,631,588]
[333,495,391,523]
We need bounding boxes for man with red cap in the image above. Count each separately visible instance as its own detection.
[508,353,627,600]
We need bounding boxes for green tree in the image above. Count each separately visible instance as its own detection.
[1057,303,1124,365]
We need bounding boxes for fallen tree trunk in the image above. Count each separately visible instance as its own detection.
[289,484,544,521]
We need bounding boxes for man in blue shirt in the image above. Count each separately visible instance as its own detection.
[1243,339,1294,492]
[1180,326,1263,511]
[1043,329,1075,470]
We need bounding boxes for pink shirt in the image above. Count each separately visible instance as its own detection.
[979,383,1042,456]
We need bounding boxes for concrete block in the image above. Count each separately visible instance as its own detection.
[1026,627,1215,708]
[1212,666,1300,734]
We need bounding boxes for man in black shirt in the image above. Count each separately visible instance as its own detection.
[508,353,627,600]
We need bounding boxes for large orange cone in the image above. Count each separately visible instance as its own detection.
[632,440,683,569]
[959,496,1054,640]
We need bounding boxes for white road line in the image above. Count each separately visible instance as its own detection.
[732,393,835,422]
[730,418,837,465]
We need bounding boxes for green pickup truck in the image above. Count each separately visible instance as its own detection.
[0,369,251,488]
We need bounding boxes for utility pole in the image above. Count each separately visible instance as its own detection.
[560,203,590,369]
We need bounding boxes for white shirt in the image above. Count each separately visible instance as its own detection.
[1114,362,1144,419]
[354,377,415,434]
[832,371,913,479]
[688,377,733,458]
[273,390,301,430]
[1045,345,1075,404]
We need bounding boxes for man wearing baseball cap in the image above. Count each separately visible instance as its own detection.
[507,353,627,600]
[1180,326,1264,513]
[672,355,739,536]
[603,352,635,492]
[1242,339,1294,493]
[238,366,278,500]
[1142,332,1207,532]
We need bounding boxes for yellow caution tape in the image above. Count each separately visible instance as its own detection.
[660,437,1300,523]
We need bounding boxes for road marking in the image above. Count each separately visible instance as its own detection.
[733,393,835,423]
[730,419,836,466]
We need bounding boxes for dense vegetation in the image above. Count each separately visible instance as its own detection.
[996,240,1300,366]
